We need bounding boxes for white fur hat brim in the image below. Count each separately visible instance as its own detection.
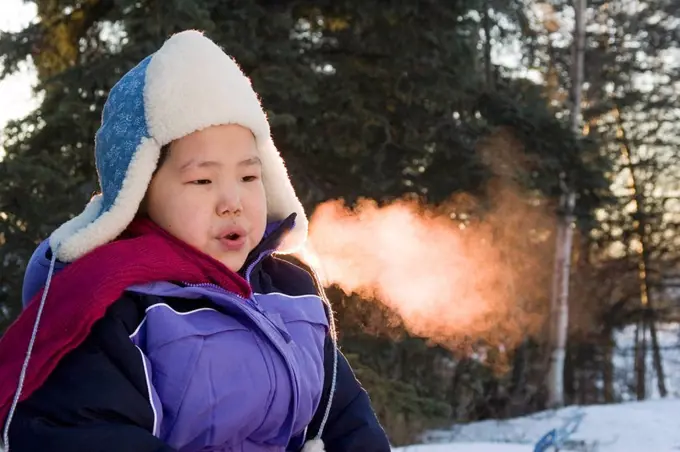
[49,30,307,262]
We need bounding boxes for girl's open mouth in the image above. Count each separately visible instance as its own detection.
[218,228,247,251]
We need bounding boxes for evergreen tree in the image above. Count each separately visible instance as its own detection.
[0,0,615,443]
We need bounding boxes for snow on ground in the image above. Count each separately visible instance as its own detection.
[395,398,680,451]
[393,323,680,451]
[394,444,530,451]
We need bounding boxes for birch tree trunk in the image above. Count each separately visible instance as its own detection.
[547,0,585,408]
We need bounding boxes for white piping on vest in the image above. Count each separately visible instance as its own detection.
[308,264,338,443]
[132,345,160,436]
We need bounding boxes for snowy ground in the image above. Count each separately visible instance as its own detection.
[394,398,680,451]
[393,323,680,451]
[395,445,530,451]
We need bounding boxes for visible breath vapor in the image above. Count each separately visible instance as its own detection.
[302,131,556,350]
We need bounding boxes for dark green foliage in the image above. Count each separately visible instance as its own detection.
[0,0,623,445]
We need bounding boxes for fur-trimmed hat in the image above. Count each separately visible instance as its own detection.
[49,30,307,262]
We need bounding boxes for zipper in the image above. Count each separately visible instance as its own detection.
[181,247,270,308]
[180,248,274,325]
[182,281,261,309]
[244,250,272,283]
[181,272,292,342]
[181,245,300,438]
[180,279,299,436]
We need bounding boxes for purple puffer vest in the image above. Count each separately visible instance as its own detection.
[126,257,328,451]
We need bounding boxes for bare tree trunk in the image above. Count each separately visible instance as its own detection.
[614,108,667,398]
[482,0,494,90]
[509,339,529,416]
[648,315,667,396]
[602,327,615,403]
[635,319,647,400]
[547,0,585,408]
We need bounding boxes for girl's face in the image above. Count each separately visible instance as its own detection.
[146,124,267,272]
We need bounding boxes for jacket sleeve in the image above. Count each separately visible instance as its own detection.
[304,336,391,452]
[7,296,175,452]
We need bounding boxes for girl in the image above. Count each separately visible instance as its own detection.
[0,30,389,452]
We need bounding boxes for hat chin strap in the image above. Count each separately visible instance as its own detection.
[2,249,59,451]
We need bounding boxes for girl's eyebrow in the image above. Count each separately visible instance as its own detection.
[179,159,220,172]
[239,156,261,167]
[179,156,261,172]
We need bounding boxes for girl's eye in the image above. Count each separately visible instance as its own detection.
[243,175,258,182]
[190,179,212,185]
